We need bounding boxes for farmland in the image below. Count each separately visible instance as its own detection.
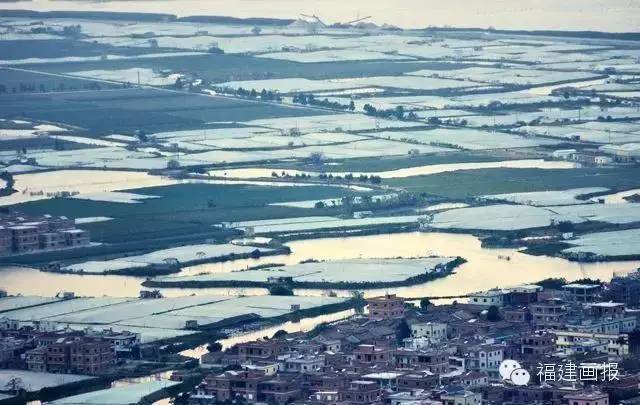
[0,11,638,303]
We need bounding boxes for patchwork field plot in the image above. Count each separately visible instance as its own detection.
[153,257,457,286]
[563,228,640,258]
[0,295,348,342]
[428,201,640,231]
[231,215,421,233]
[63,243,276,274]
[370,128,558,150]
[482,187,608,206]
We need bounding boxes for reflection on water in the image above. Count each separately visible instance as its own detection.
[208,159,578,180]
[2,232,638,298]
[180,309,356,358]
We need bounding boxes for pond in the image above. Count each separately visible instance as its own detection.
[1,232,637,298]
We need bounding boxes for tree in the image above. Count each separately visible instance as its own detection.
[420,298,431,311]
[269,284,294,296]
[394,105,405,120]
[307,151,325,165]
[486,305,501,321]
[396,320,411,343]
[348,100,355,111]
[363,103,377,116]
[534,277,567,290]
[4,377,23,394]
[250,249,261,259]
[207,342,223,352]
[272,329,288,338]
[314,201,326,209]
[251,26,262,35]
[556,220,574,233]
[166,159,180,169]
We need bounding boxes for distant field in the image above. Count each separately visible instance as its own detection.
[0,87,323,134]
[276,151,521,172]
[0,67,117,93]
[387,167,640,198]
[13,182,354,244]
[0,38,176,60]
[17,53,467,83]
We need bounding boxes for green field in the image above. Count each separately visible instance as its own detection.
[0,39,173,60]
[14,182,354,244]
[387,166,640,198]
[20,53,466,83]
[0,86,324,134]
[0,67,118,93]
[272,150,519,173]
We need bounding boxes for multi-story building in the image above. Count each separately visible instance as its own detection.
[205,370,268,402]
[521,332,555,357]
[61,229,90,247]
[340,380,380,404]
[0,227,12,256]
[39,232,66,250]
[554,330,629,356]
[468,290,504,308]
[459,371,488,389]
[366,294,405,320]
[352,344,391,367]
[563,284,601,303]
[461,344,504,378]
[258,377,301,404]
[237,340,290,362]
[25,346,47,372]
[0,213,90,255]
[45,337,73,373]
[282,354,325,373]
[566,315,636,335]
[606,271,640,306]
[530,299,568,329]
[589,302,626,318]
[392,348,448,373]
[9,225,39,253]
[396,371,439,391]
[410,321,447,342]
[25,335,114,375]
[69,338,114,374]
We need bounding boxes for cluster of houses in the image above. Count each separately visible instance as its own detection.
[0,319,140,375]
[551,143,640,166]
[186,270,640,404]
[0,212,90,255]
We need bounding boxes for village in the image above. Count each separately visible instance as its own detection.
[0,270,638,403]
[0,2,640,404]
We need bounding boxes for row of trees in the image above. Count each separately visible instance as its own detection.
[0,82,102,94]
[218,86,283,102]
[292,93,356,111]
[363,103,418,120]
[317,172,382,184]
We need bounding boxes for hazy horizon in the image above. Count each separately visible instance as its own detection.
[2,0,640,32]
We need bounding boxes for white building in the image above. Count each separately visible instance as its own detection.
[554,330,629,356]
[410,322,448,342]
[468,290,504,307]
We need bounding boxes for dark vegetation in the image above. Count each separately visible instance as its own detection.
[387,167,640,198]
